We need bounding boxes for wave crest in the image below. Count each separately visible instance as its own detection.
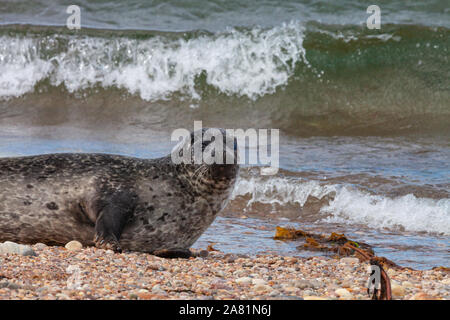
[232,175,450,235]
[0,22,306,100]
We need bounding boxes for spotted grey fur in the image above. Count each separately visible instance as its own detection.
[0,129,239,254]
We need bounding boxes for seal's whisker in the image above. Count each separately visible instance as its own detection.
[192,165,205,181]
[195,165,209,183]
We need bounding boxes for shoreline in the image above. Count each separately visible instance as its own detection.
[0,244,448,300]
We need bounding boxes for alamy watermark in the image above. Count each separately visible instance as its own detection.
[65,4,381,31]
[66,5,81,30]
[366,5,381,29]
[170,121,279,175]
[367,264,381,295]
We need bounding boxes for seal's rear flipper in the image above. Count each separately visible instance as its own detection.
[93,192,137,253]
[152,248,193,259]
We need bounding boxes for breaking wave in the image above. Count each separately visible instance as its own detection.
[0,22,306,100]
[232,174,450,236]
[0,22,448,135]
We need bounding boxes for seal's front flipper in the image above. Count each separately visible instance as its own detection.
[93,192,136,253]
[94,232,122,252]
[152,248,193,259]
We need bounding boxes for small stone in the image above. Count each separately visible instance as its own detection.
[173,280,184,287]
[283,286,299,294]
[410,292,438,300]
[340,257,360,264]
[0,241,36,256]
[269,290,280,297]
[34,243,48,250]
[225,254,236,263]
[197,250,209,258]
[310,280,324,289]
[0,281,22,290]
[137,289,154,300]
[56,293,70,300]
[441,278,450,285]
[151,284,167,295]
[253,284,272,292]
[402,281,414,288]
[341,280,352,288]
[303,296,328,300]
[147,263,162,271]
[235,277,252,285]
[335,288,354,300]
[294,280,314,289]
[172,267,181,273]
[387,268,396,277]
[65,241,83,251]
[215,270,225,277]
[252,278,267,286]
[128,293,138,299]
[391,284,406,297]
[37,285,49,293]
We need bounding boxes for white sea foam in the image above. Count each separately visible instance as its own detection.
[232,176,334,206]
[232,175,450,235]
[0,21,306,100]
[0,37,53,97]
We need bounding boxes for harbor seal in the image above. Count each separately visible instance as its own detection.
[0,129,239,257]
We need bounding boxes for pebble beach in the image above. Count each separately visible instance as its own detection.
[0,242,448,300]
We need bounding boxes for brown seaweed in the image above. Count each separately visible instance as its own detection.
[273,226,312,239]
[273,226,398,300]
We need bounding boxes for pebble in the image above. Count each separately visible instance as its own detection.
[0,281,22,290]
[387,269,397,277]
[283,286,299,294]
[340,280,352,288]
[253,284,272,292]
[410,292,438,300]
[268,290,280,297]
[0,244,446,300]
[0,241,36,256]
[340,257,360,264]
[391,284,406,297]
[235,277,252,285]
[294,279,316,289]
[335,288,354,300]
[303,296,328,300]
[128,293,138,300]
[251,278,266,286]
[65,241,83,251]
[136,289,153,300]
[151,284,167,295]
[56,293,70,300]
[215,270,226,277]
[34,243,48,250]
[303,289,316,296]
[402,281,414,288]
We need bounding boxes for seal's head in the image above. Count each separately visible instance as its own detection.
[173,128,239,190]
